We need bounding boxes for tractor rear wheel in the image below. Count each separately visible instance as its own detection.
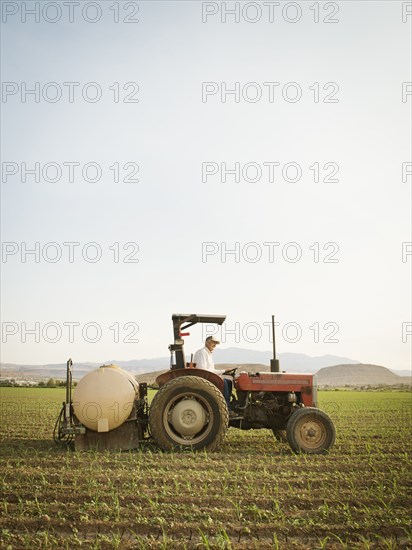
[149,376,229,451]
[286,407,335,454]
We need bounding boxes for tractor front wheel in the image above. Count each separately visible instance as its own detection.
[286,407,335,454]
[149,376,229,451]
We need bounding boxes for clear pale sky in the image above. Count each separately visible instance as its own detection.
[1,1,411,371]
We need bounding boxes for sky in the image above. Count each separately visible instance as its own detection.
[1,0,411,372]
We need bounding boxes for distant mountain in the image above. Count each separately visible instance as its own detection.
[0,359,170,380]
[108,349,360,374]
[0,350,359,380]
[213,349,359,372]
[317,364,411,386]
[133,363,411,387]
[135,364,270,385]
[1,351,409,383]
[389,369,412,377]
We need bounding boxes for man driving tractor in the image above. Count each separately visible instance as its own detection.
[193,335,234,415]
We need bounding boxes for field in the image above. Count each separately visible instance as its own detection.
[0,388,411,549]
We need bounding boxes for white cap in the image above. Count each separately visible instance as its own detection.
[206,335,220,344]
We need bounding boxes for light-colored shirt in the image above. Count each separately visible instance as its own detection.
[193,346,223,374]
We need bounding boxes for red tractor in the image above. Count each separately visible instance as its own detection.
[55,313,336,454]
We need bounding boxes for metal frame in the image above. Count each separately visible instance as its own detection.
[169,313,226,370]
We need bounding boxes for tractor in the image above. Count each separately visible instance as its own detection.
[55,313,336,454]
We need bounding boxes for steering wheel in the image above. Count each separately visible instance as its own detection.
[222,367,238,377]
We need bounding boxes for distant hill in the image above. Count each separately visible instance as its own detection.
[0,349,359,380]
[213,349,359,372]
[1,354,410,387]
[317,364,411,387]
[135,363,411,388]
[135,364,270,385]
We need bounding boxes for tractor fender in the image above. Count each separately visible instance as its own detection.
[156,368,224,393]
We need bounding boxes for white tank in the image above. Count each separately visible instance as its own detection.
[73,364,139,432]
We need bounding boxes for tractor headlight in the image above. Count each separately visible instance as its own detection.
[287,392,297,403]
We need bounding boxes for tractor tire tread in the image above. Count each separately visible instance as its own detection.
[149,375,228,452]
[286,407,336,454]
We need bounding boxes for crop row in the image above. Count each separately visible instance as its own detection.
[0,388,411,549]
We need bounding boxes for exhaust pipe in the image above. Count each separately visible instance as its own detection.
[270,315,280,373]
